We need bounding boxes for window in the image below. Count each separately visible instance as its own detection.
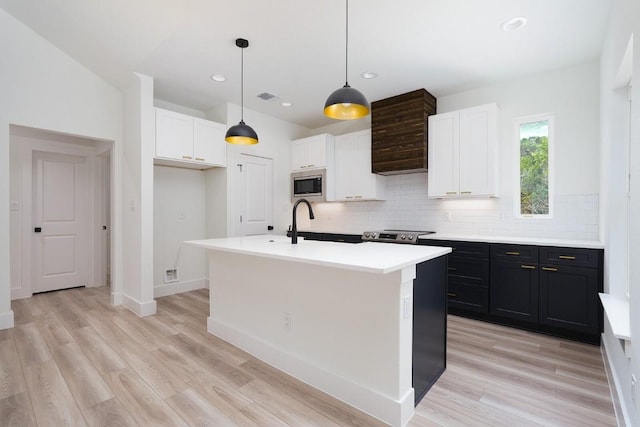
[516,114,553,217]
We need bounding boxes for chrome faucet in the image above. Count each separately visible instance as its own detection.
[291,198,315,244]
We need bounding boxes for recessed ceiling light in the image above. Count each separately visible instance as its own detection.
[210,74,226,82]
[361,71,378,79]
[501,16,527,32]
[281,101,293,107]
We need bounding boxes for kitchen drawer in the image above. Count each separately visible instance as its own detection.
[447,282,488,313]
[539,247,601,269]
[448,256,489,285]
[420,239,489,258]
[491,243,539,262]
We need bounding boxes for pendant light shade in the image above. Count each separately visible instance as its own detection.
[324,0,369,120]
[225,38,259,145]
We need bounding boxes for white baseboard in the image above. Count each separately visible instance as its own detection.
[154,278,207,298]
[601,332,632,427]
[11,287,31,300]
[123,294,157,317]
[207,316,414,427]
[0,310,15,330]
[111,291,123,306]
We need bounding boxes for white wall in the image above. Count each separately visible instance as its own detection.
[122,73,156,315]
[599,0,640,425]
[0,9,123,329]
[307,62,601,241]
[153,165,207,296]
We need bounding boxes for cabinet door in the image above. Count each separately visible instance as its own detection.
[427,112,459,198]
[291,139,310,171]
[539,265,599,333]
[490,260,539,322]
[155,108,193,160]
[290,135,329,171]
[335,130,384,201]
[459,104,498,196]
[334,133,357,200]
[193,118,226,166]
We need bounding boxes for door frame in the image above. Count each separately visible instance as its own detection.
[14,135,111,298]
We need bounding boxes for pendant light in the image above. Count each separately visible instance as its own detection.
[324,0,369,120]
[225,38,259,145]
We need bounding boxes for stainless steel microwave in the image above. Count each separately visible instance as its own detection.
[292,169,326,202]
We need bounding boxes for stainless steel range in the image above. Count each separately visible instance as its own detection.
[362,229,435,244]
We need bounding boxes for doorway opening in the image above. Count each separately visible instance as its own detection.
[9,125,113,299]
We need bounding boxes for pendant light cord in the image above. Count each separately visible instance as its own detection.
[240,44,245,122]
[345,0,349,85]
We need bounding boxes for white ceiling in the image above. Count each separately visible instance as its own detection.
[0,0,611,130]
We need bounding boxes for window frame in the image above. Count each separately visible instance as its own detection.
[514,113,555,219]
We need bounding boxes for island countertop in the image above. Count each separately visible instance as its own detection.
[186,235,451,274]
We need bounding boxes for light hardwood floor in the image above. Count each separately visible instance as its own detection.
[1,287,616,426]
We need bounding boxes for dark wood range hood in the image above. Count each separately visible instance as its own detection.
[371,88,437,175]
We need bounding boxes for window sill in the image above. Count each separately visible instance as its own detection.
[599,293,631,357]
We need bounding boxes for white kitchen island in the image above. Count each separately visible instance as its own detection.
[186,235,451,427]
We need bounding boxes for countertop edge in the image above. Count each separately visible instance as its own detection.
[185,238,452,274]
[418,234,604,249]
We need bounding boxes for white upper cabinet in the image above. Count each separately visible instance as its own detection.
[428,103,499,198]
[155,108,226,169]
[290,134,334,171]
[334,129,386,201]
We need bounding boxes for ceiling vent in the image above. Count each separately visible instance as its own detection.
[257,92,280,102]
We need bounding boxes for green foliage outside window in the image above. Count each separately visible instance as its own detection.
[520,120,549,215]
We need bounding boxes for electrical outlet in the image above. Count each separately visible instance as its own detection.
[402,296,412,319]
[444,211,452,222]
[283,312,292,332]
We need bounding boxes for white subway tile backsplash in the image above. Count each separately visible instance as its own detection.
[308,173,599,241]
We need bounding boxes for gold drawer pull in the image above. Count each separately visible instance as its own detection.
[448,267,457,271]
[461,191,472,195]
[447,292,457,297]
[542,267,558,272]
[446,191,457,195]
[506,251,520,256]
[182,155,193,159]
[558,255,576,260]
[521,265,536,270]
[195,157,205,161]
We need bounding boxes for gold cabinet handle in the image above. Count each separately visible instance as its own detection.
[448,267,457,271]
[521,265,536,270]
[558,255,576,260]
[182,155,193,160]
[195,157,205,161]
[354,196,363,199]
[447,292,457,297]
[446,191,457,195]
[506,251,520,256]
[461,191,472,195]
[542,267,558,272]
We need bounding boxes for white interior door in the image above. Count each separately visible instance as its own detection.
[236,154,273,236]
[33,152,87,293]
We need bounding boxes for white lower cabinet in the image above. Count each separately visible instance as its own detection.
[334,129,386,201]
[155,107,226,169]
[428,103,499,198]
